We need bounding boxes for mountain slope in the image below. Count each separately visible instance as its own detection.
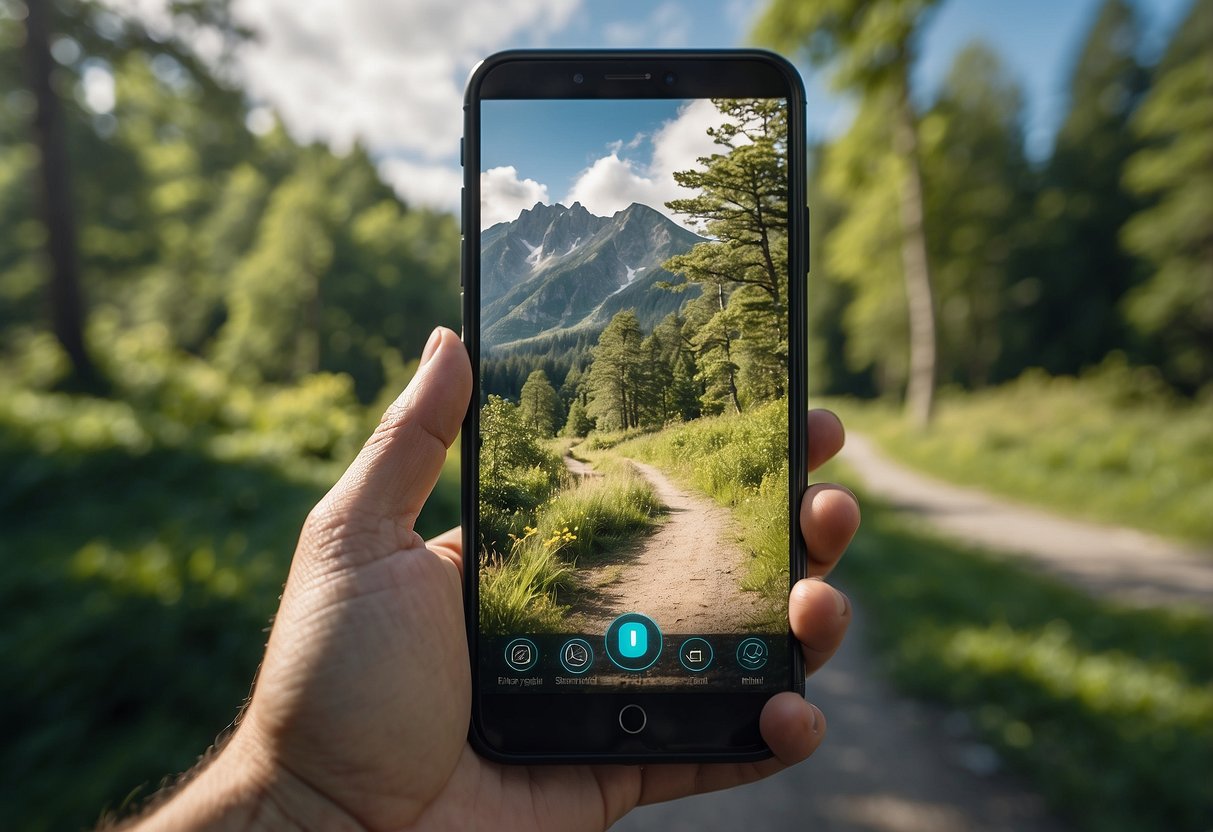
[480,202,704,350]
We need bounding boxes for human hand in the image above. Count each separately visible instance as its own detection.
[134,326,860,832]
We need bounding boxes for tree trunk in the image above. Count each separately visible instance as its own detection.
[892,74,937,429]
[24,0,99,389]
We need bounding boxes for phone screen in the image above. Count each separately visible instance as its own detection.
[464,56,807,761]
[473,90,796,699]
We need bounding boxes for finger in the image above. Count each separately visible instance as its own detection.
[807,408,845,472]
[427,526,464,575]
[631,693,826,806]
[790,577,850,676]
[800,483,860,578]
[327,327,471,532]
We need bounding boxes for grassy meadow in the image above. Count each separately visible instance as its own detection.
[828,363,1213,545]
[823,453,1213,832]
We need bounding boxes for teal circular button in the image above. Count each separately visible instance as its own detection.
[604,612,662,671]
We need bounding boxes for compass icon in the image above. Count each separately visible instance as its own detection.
[559,638,595,674]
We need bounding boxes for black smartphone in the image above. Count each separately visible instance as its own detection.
[461,49,807,763]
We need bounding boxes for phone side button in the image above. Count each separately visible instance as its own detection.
[618,704,647,735]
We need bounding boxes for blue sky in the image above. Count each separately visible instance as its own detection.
[480,98,719,228]
[191,0,1193,213]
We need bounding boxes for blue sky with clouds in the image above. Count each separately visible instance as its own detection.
[136,0,1191,214]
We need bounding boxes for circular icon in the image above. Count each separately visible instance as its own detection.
[559,638,595,675]
[736,637,768,671]
[503,637,539,672]
[678,637,714,672]
[604,612,662,672]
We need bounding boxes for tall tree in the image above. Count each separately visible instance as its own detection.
[921,42,1034,388]
[585,310,646,431]
[755,0,942,426]
[820,92,911,395]
[22,0,97,387]
[663,98,789,412]
[1030,0,1149,374]
[518,368,558,437]
[1120,0,1213,391]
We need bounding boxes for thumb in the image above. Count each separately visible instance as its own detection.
[327,326,471,532]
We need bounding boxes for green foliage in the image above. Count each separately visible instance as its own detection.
[477,396,565,553]
[753,0,940,93]
[1120,0,1213,391]
[819,91,910,392]
[0,350,457,830]
[920,43,1035,388]
[831,361,1213,543]
[663,98,790,411]
[585,310,648,431]
[479,532,574,635]
[518,368,559,437]
[1025,0,1150,376]
[837,495,1213,832]
[477,455,661,635]
[560,399,594,437]
[615,400,790,628]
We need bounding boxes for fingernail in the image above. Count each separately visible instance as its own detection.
[834,588,849,618]
[420,328,443,366]
[809,704,822,733]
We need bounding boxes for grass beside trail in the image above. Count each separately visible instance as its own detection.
[611,400,790,630]
[827,364,1213,545]
[823,457,1213,832]
[478,465,661,634]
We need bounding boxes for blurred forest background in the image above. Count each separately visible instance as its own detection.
[0,0,1209,829]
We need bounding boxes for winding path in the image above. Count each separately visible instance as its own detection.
[567,454,760,633]
[838,432,1213,608]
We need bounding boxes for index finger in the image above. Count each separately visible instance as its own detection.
[808,408,845,472]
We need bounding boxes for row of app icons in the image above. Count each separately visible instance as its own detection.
[502,612,769,674]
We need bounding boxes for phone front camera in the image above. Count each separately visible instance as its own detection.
[573,73,585,84]
[664,72,676,85]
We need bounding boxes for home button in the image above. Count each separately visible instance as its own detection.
[618,704,647,734]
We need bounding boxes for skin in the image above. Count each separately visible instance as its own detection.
[130,327,861,832]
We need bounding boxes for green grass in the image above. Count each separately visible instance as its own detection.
[478,460,662,634]
[828,457,1213,832]
[613,400,790,629]
[0,366,461,831]
[827,363,1213,544]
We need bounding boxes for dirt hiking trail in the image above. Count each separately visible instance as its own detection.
[839,432,1213,608]
[565,454,760,633]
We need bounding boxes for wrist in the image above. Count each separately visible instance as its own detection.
[124,727,363,832]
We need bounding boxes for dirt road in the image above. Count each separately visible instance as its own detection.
[567,455,761,633]
[838,432,1213,608]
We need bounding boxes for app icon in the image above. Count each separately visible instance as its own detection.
[736,637,768,671]
[678,637,714,672]
[619,622,647,658]
[559,638,594,675]
[503,637,539,672]
[604,612,662,672]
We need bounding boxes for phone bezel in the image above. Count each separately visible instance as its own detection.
[461,49,809,764]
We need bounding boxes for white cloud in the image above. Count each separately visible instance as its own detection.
[564,98,726,229]
[109,0,580,161]
[565,153,666,218]
[480,166,550,228]
[379,158,464,214]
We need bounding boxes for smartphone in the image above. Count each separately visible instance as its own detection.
[461,50,807,763]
